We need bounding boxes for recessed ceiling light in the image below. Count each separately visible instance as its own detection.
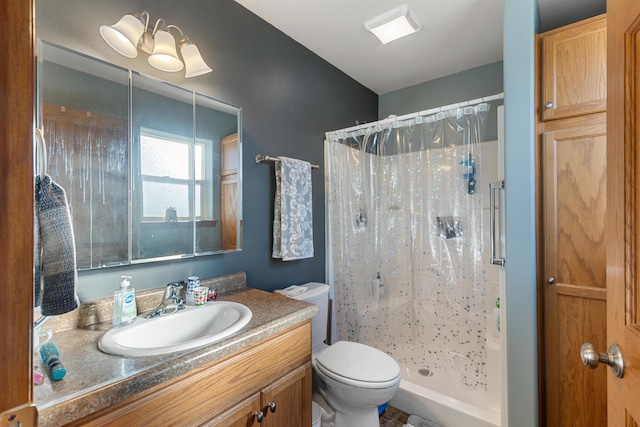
[364,4,422,45]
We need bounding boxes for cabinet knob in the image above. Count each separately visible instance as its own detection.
[545,101,553,109]
[266,402,277,413]
[253,411,265,422]
[547,277,555,284]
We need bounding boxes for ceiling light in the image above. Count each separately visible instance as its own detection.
[364,4,422,45]
[100,12,212,78]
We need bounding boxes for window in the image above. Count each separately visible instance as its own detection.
[140,128,207,220]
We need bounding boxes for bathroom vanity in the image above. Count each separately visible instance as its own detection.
[34,273,316,426]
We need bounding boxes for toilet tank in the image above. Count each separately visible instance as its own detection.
[291,282,330,351]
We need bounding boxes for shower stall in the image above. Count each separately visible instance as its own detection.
[325,101,505,426]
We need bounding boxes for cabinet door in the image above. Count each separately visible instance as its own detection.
[204,393,261,427]
[221,133,239,177]
[261,363,312,427]
[221,178,238,250]
[540,15,606,121]
[542,119,607,426]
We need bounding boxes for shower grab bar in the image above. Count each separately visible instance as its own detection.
[255,154,319,169]
[490,181,505,266]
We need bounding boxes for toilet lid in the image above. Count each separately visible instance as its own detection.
[315,341,400,387]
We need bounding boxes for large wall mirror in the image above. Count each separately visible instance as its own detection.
[37,40,242,270]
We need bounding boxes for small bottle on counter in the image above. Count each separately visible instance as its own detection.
[113,275,137,327]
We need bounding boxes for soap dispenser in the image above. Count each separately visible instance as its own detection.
[113,275,137,327]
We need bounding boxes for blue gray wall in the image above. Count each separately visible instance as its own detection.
[504,0,538,425]
[379,61,504,141]
[36,0,377,300]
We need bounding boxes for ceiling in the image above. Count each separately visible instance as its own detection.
[234,0,605,95]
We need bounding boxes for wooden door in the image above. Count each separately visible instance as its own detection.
[261,363,312,427]
[542,118,607,426]
[0,0,37,425]
[607,1,640,425]
[540,15,606,121]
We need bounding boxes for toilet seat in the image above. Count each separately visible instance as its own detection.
[314,341,401,389]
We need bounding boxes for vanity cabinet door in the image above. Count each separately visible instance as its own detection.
[204,393,261,427]
[539,14,606,121]
[261,363,312,427]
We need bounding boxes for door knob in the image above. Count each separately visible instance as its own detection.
[580,342,625,378]
[253,411,265,422]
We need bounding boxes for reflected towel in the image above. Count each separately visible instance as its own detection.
[272,157,314,261]
[35,175,79,316]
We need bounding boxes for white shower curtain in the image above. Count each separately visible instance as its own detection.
[326,104,489,390]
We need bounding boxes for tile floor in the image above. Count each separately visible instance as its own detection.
[379,405,410,427]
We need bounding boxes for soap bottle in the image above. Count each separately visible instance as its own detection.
[492,296,501,338]
[113,275,137,327]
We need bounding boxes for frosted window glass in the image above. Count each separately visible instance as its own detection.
[195,144,203,180]
[143,181,189,217]
[141,135,189,179]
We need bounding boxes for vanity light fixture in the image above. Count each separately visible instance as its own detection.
[364,4,421,45]
[100,11,212,78]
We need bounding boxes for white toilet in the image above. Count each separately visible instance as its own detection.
[289,282,401,427]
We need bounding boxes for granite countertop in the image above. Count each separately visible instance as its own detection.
[34,274,318,427]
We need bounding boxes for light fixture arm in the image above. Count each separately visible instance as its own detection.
[138,11,150,33]
[166,24,186,37]
[151,18,167,35]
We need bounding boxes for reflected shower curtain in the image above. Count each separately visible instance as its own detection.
[326,104,489,389]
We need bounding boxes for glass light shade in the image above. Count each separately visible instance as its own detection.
[181,43,212,78]
[100,14,145,58]
[364,5,421,45]
[148,30,184,72]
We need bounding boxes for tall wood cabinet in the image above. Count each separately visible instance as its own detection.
[536,14,607,427]
[221,133,239,250]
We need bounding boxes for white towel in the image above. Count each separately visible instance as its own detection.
[274,285,308,297]
[272,157,314,261]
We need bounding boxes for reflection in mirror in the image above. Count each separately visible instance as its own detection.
[39,42,130,269]
[37,41,242,269]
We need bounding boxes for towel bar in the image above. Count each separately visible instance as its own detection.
[255,154,319,169]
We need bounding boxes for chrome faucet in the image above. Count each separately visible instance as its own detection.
[145,282,185,318]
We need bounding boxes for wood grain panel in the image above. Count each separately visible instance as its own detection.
[203,393,261,427]
[222,179,238,250]
[0,0,35,418]
[69,321,311,427]
[543,121,607,288]
[545,290,607,426]
[541,15,607,120]
[538,17,608,426]
[608,2,640,425]
[262,364,312,427]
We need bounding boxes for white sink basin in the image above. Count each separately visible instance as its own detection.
[98,301,252,357]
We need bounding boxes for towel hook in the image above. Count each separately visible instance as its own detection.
[35,127,47,179]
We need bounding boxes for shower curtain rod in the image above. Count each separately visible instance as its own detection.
[325,92,504,138]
